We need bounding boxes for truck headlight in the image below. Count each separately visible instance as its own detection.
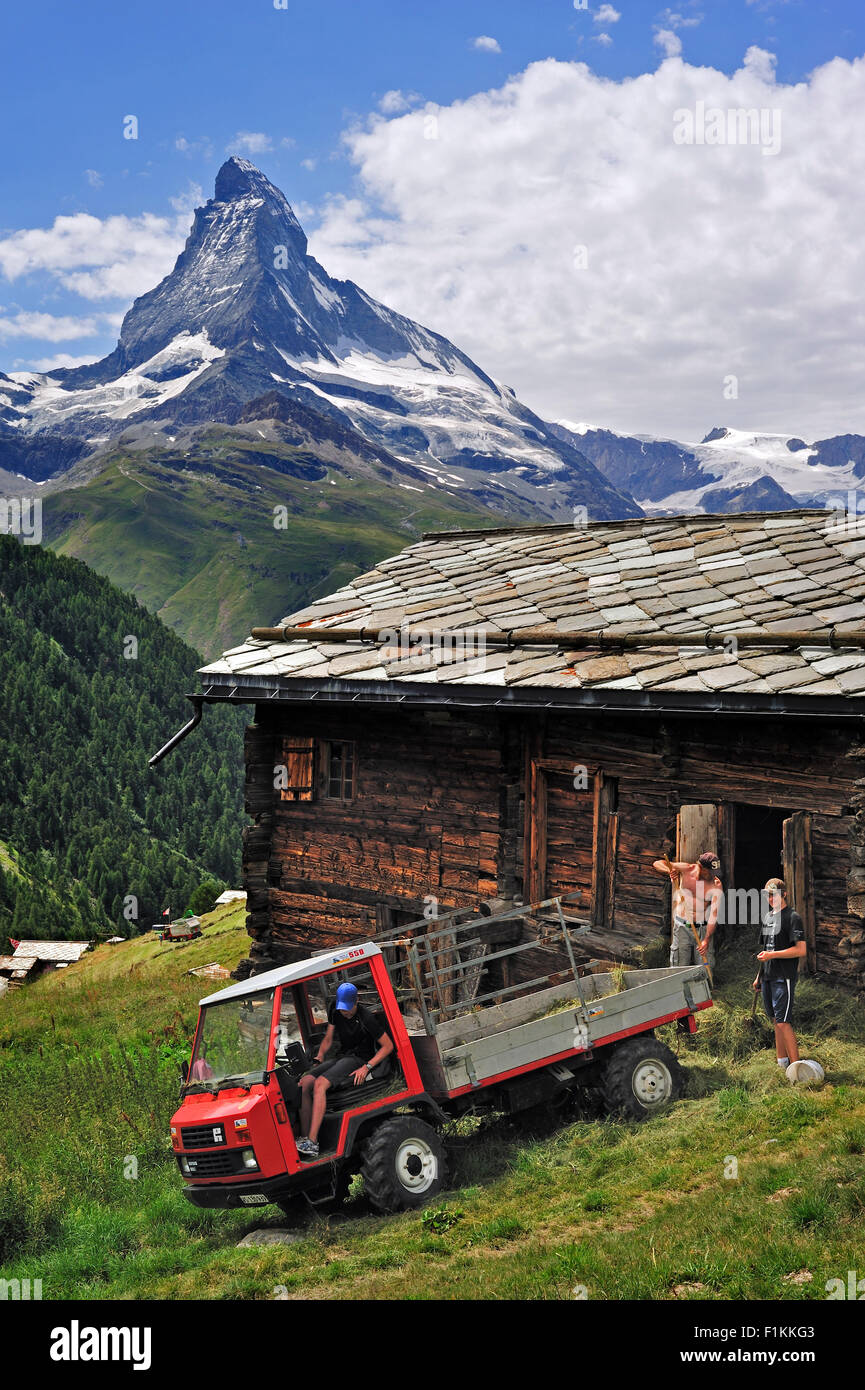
[241,1148,259,1170]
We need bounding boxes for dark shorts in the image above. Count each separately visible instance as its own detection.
[762,976,795,1025]
[305,1055,364,1086]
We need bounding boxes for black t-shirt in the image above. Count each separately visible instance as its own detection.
[758,906,804,980]
[327,1002,388,1062]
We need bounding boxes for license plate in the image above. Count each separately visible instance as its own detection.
[239,1194,269,1206]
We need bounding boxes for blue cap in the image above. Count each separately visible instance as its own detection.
[335,982,358,1012]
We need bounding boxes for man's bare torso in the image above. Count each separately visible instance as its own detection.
[674,864,722,924]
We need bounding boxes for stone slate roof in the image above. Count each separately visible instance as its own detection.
[11,940,90,962]
[199,510,865,699]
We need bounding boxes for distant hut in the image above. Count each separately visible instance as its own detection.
[0,940,91,987]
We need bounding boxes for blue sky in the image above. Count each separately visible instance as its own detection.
[3,0,865,437]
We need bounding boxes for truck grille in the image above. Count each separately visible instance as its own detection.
[178,1149,250,1178]
[182,1123,227,1149]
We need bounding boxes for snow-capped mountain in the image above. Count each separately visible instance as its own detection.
[1,158,638,521]
[552,421,865,515]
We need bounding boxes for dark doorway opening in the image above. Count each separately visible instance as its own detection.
[732,804,790,925]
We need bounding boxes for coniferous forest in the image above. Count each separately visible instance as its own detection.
[0,535,246,949]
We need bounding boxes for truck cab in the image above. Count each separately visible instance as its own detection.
[171,942,441,1214]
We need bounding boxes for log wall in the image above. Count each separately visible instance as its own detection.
[234,700,865,991]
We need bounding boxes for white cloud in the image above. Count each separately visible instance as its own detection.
[0,210,190,303]
[309,52,865,441]
[594,32,613,46]
[301,157,317,171]
[743,45,777,82]
[226,132,273,154]
[594,5,621,22]
[169,182,204,214]
[84,169,103,189]
[473,36,502,54]
[658,7,703,28]
[175,135,215,159]
[26,352,102,371]
[654,28,683,58]
[0,311,103,341]
[378,89,423,114]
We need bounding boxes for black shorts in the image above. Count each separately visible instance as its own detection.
[306,1055,364,1086]
[762,976,795,1025]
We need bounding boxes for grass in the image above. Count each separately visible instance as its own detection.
[1,921,864,1300]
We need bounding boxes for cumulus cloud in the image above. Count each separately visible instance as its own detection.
[654,28,683,58]
[227,131,273,154]
[594,32,613,46]
[84,169,103,189]
[169,182,204,214]
[594,4,621,22]
[472,36,501,53]
[743,45,777,82]
[175,135,215,158]
[0,311,102,342]
[0,210,190,303]
[26,352,102,371]
[378,89,423,114]
[658,7,703,28]
[309,52,865,440]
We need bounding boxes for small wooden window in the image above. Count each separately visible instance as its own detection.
[324,740,355,801]
[279,737,315,802]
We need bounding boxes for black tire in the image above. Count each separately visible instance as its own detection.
[600,1036,683,1120]
[360,1116,447,1213]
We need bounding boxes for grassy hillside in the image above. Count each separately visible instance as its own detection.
[1,916,863,1301]
[43,435,527,660]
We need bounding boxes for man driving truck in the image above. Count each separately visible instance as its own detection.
[296,982,394,1160]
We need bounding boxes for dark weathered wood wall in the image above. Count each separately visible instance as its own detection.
[235,702,865,990]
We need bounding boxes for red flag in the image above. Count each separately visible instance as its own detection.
[162,908,170,918]
[9,939,20,950]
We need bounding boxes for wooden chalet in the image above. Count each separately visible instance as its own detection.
[0,940,91,988]
[192,510,865,992]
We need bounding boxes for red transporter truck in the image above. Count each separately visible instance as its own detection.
[170,899,712,1215]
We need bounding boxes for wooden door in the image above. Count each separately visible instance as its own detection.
[783,811,816,974]
[591,773,618,931]
[676,803,719,863]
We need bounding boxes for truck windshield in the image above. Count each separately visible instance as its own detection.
[186,990,275,1092]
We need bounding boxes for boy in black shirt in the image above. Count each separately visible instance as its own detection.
[297,982,393,1159]
[753,878,806,1072]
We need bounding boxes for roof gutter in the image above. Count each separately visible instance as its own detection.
[193,676,865,722]
[148,696,204,768]
[147,666,865,767]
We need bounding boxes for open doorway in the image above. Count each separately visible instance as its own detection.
[732,803,791,924]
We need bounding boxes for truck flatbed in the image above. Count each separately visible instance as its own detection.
[410,964,711,1097]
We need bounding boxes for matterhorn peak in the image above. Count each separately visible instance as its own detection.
[214,155,281,204]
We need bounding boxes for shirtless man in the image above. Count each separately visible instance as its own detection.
[652,850,723,968]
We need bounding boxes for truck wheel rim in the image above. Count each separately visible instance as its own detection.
[395,1138,437,1192]
[632,1060,672,1106]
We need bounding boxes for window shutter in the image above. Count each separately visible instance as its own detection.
[280,737,314,802]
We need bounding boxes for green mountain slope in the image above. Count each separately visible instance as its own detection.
[0,535,245,945]
[42,412,550,659]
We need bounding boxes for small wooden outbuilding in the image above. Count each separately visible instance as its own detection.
[0,940,91,987]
